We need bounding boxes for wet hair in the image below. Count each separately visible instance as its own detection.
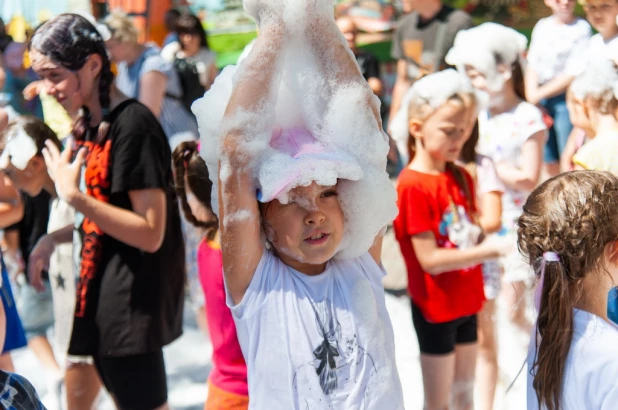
[175,13,209,50]
[172,141,218,240]
[517,170,618,410]
[407,89,478,212]
[104,11,139,45]
[28,13,115,142]
[0,115,62,154]
[165,8,181,30]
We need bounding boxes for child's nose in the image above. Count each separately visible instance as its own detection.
[305,209,326,225]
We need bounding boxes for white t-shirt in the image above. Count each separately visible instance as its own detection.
[228,250,404,410]
[570,33,618,76]
[478,102,547,228]
[527,16,591,85]
[527,309,618,409]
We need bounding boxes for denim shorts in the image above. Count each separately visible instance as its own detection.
[542,94,573,163]
[16,279,54,340]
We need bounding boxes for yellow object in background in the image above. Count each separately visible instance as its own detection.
[7,15,29,43]
[40,92,72,140]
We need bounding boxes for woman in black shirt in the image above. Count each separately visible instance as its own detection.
[28,14,185,410]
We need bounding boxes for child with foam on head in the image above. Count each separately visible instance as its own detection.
[192,0,404,408]
[569,59,618,173]
[171,141,249,410]
[518,171,618,410]
[392,69,509,410]
[446,22,548,336]
[525,0,591,177]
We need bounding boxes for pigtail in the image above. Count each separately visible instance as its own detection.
[172,141,218,240]
[532,258,574,410]
[71,106,91,142]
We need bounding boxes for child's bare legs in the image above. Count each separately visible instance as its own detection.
[419,344,476,410]
[420,353,455,410]
[29,335,62,375]
[504,280,531,334]
[452,343,476,410]
[475,300,497,410]
[0,352,14,372]
[65,362,102,410]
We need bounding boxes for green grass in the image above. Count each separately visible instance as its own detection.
[210,31,257,68]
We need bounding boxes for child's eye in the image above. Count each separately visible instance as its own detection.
[321,190,338,198]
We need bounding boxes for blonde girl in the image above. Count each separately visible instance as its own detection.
[393,69,508,410]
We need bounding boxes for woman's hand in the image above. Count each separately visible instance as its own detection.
[28,234,55,293]
[42,140,86,203]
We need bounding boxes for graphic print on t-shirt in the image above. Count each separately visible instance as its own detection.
[72,139,113,318]
[438,198,480,251]
[292,298,377,409]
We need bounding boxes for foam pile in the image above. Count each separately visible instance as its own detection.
[445,22,528,92]
[570,58,618,104]
[389,69,477,164]
[192,0,397,259]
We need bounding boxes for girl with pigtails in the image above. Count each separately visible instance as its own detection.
[193,0,403,408]
[446,23,548,336]
[518,171,618,410]
[27,14,185,410]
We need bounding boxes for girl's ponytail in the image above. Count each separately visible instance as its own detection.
[512,60,526,102]
[172,141,218,240]
[533,257,574,410]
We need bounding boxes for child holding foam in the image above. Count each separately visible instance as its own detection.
[519,171,618,410]
[446,23,547,336]
[526,0,591,176]
[192,0,404,408]
[393,69,509,410]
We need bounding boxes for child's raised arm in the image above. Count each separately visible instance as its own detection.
[306,5,382,128]
[219,15,286,305]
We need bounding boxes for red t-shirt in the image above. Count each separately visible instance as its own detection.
[393,167,485,323]
[198,239,248,396]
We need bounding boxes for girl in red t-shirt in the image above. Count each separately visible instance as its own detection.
[172,141,249,410]
[393,70,509,410]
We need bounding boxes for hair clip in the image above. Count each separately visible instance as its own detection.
[542,252,560,262]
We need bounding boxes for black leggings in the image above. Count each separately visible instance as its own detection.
[94,350,167,410]
[411,302,477,355]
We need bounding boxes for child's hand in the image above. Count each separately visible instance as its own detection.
[479,235,515,258]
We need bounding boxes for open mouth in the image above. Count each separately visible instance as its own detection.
[305,233,330,245]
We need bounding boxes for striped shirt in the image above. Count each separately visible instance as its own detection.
[114,46,199,148]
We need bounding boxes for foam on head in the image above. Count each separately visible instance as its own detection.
[389,69,477,164]
[192,1,397,260]
[570,58,618,114]
[445,22,528,92]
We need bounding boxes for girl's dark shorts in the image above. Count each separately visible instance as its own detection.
[411,301,478,355]
[93,349,167,410]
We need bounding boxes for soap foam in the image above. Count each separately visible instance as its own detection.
[570,58,618,110]
[192,0,397,259]
[389,69,477,164]
[445,22,528,92]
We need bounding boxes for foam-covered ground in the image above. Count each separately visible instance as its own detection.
[12,229,527,409]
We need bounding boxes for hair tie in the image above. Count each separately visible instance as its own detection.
[543,252,560,262]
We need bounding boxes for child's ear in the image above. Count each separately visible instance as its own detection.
[408,118,423,140]
[605,241,618,265]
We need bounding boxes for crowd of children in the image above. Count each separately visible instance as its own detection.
[0,0,617,409]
